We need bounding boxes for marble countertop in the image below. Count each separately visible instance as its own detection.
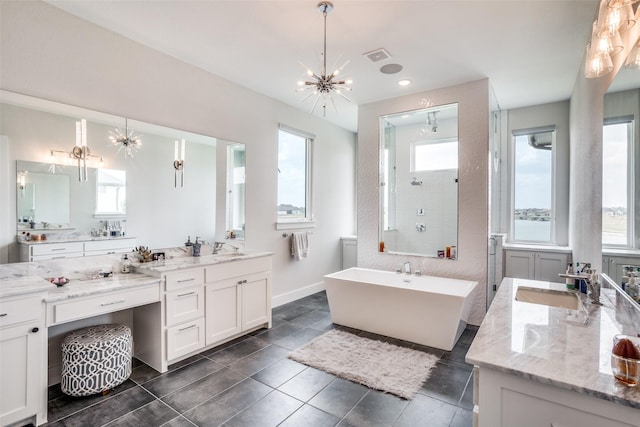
[0,275,54,298]
[0,273,160,301]
[466,277,640,409]
[134,251,273,276]
[43,274,160,302]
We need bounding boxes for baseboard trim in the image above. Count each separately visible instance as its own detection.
[272,281,325,308]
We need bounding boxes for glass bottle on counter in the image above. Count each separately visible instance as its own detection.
[120,254,131,274]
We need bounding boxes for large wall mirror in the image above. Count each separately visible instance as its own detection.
[2,90,221,253]
[379,103,459,257]
[226,143,245,240]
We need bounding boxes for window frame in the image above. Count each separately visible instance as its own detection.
[509,126,557,245]
[602,116,635,249]
[276,124,315,229]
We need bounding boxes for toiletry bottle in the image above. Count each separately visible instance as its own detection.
[565,263,575,290]
[121,254,131,274]
[621,269,629,291]
[192,237,202,257]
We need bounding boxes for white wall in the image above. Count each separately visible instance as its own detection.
[358,79,489,325]
[0,1,356,304]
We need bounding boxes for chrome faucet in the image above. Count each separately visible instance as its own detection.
[402,261,412,275]
[212,242,225,254]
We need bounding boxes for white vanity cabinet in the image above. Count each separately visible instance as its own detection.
[19,238,136,261]
[21,241,84,261]
[476,368,640,427]
[164,268,206,361]
[0,294,46,427]
[83,238,137,256]
[602,253,640,285]
[504,248,570,283]
[204,257,272,346]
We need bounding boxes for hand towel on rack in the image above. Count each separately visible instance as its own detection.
[290,231,309,261]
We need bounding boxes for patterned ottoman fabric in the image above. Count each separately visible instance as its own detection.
[61,324,132,396]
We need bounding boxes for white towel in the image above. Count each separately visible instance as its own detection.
[290,231,309,261]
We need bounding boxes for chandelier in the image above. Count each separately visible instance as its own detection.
[297,1,352,117]
[584,0,638,78]
[110,118,142,158]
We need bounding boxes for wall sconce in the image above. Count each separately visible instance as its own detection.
[18,172,26,198]
[49,119,103,179]
[173,139,186,187]
[72,119,89,182]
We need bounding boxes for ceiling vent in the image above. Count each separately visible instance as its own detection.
[363,48,391,63]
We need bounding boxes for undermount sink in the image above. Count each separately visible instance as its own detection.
[515,286,581,310]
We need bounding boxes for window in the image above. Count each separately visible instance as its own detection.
[602,118,633,247]
[411,138,458,172]
[511,127,555,243]
[277,126,313,223]
[95,168,126,216]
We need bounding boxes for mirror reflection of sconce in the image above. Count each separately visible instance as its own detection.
[173,139,186,187]
[18,172,26,198]
[48,119,103,181]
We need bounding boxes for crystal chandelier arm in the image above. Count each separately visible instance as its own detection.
[310,94,322,115]
[299,90,319,103]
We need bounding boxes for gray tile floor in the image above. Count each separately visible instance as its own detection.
[42,291,476,427]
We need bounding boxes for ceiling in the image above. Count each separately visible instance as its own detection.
[45,0,608,132]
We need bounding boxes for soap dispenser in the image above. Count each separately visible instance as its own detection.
[192,237,202,257]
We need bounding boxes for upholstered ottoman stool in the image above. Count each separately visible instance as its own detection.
[61,324,132,396]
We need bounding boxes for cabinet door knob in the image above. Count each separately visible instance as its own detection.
[31,327,39,333]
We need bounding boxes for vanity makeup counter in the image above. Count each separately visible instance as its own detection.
[0,250,273,426]
[467,277,640,427]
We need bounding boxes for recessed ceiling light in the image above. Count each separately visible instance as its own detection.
[398,79,411,86]
[380,63,403,74]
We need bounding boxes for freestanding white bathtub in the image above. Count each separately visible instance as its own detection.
[324,267,478,351]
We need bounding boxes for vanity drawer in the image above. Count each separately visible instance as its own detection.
[84,238,137,254]
[48,285,160,325]
[0,295,42,328]
[165,268,205,291]
[31,242,84,257]
[165,286,205,326]
[166,318,205,361]
[205,257,271,283]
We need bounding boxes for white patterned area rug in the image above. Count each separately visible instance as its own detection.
[288,329,438,399]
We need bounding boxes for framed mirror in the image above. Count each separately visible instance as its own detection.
[379,103,459,257]
[226,143,245,240]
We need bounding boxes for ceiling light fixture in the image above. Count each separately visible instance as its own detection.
[110,118,142,158]
[584,0,637,78]
[398,79,411,87]
[297,1,352,117]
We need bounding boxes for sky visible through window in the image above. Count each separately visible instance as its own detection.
[602,123,627,209]
[513,135,552,209]
[278,130,306,214]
